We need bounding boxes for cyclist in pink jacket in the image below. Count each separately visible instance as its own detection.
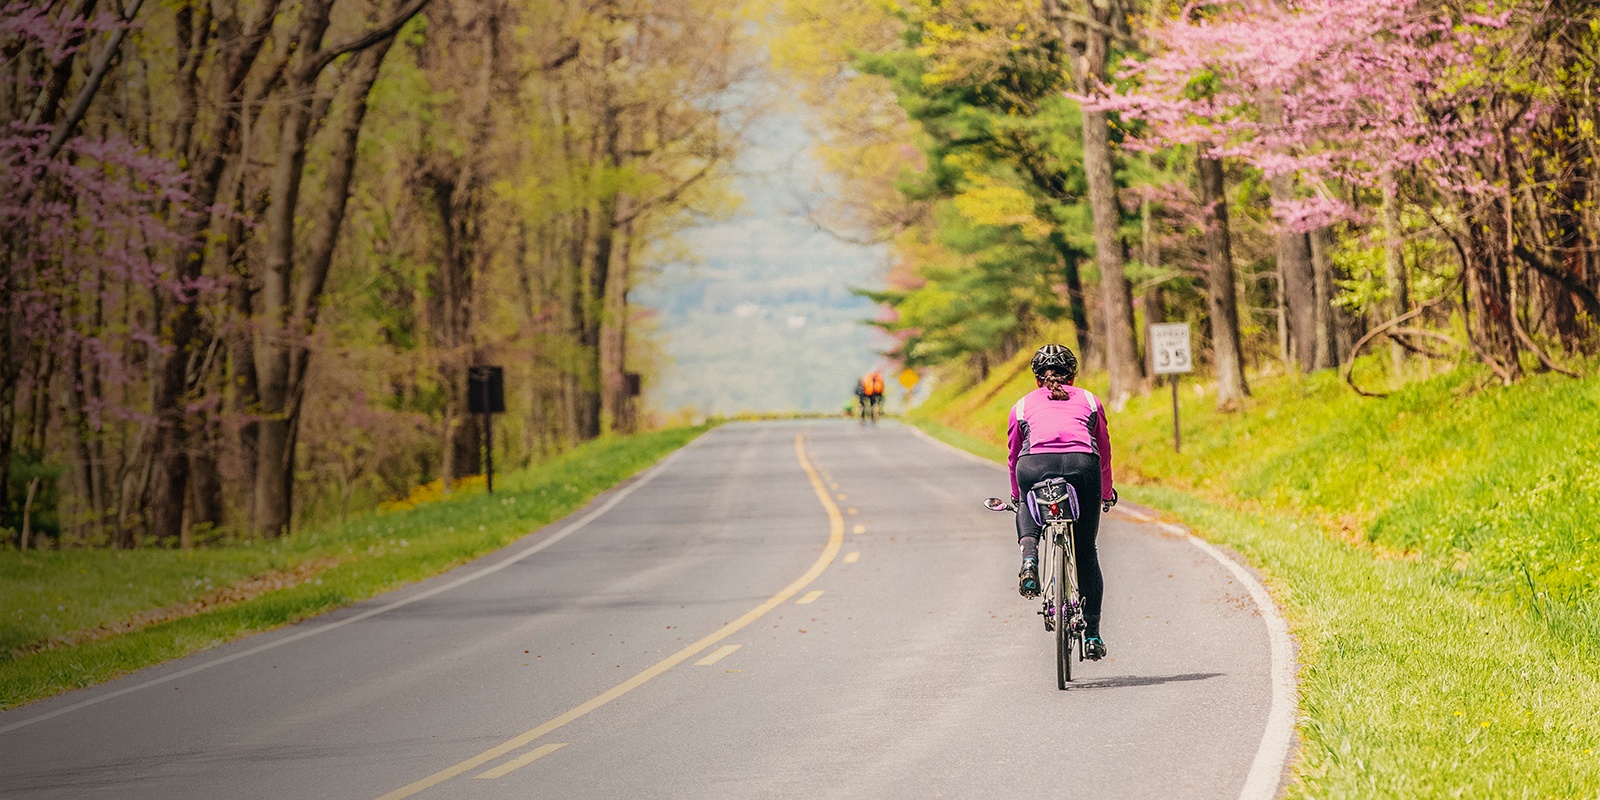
[1007,344,1117,660]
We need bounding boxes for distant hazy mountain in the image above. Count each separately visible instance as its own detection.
[636,219,894,416]
[634,117,895,417]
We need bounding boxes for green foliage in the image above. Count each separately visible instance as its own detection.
[2,455,63,544]
[845,7,1096,371]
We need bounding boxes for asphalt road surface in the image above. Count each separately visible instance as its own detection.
[0,421,1290,799]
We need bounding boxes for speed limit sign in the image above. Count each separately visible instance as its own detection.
[1149,323,1193,375]
[1149,322,1191,453]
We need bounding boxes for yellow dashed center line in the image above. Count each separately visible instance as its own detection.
[474,743,567,781]
[847,507,858,516]
[375,433,843,800]
[694,645,741,666]
[851,524,866,534]
[843,552,861,564]
[796,590,824,605]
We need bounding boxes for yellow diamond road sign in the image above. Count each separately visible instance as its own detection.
[899,368,919,390]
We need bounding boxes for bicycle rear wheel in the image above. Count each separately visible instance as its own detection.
[1054,533,1073,689]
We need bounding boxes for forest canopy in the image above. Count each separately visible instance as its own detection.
[2,0,756,547]
[769,0,1600,407]
[5,0,1600,549]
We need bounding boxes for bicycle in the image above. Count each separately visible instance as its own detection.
[860,394,882,426]
[986,478,1085,689]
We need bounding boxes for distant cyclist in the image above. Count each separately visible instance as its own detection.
[1007,344,1117,660]
[858,370,885,423]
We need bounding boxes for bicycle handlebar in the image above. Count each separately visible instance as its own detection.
[988,491,1117,514]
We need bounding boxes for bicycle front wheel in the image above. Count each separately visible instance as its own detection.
[1054,535,1073,688]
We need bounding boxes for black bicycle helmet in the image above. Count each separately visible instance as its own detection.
[1030,344,1078,381]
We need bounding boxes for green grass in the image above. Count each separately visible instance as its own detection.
[0,424,713,711]
[1137,487,1600,798]
[912,351,1600,797]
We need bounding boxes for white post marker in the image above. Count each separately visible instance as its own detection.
[1148,323,1193,452]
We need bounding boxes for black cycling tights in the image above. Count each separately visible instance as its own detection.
[1015,452,1104,627]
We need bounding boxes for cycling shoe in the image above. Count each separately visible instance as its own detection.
[1083,636,1107,661]
[1018,559,1040,598]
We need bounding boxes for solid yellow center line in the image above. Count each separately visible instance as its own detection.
[473,743,567,780]
[694,644,741,666]
[843,552,860,564]
[796,590,824,605]
[375,432,844,800]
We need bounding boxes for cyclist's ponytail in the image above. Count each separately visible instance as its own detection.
[1040,369,1071,401]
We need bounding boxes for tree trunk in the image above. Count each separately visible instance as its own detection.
[601,211,633,433]
[252,20,405,536]
[1044,0,1143,407]
[1381,172,1410,376]
[578,34,622,440]
[1050,231,1093,363]
[419,0,500,483]
[1275,216,1317,372]
[1274,254,1289,368]
[186,448,223,546]
[1197,155,1249,408]
[1261,99,1319,373]
[1139,199,1164,356]
[1081,108,1142,407]
[228,249,260,524]
[1309,227,1341,368]
[148,0,283,543]
[0,314,15,531]
[424,169,483,484]
[70,338,106,542]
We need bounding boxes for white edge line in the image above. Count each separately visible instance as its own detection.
[902,422,1006,471]
[0,433,713,737]
[910,422,1295,800]
[1171,523,1297,800]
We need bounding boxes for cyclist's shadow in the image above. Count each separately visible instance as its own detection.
[1069,672,1223,690]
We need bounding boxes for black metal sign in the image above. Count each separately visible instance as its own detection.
[469,365,504,492]
[468,366,505,414]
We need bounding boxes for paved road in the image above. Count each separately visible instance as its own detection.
[0,421,1286,799]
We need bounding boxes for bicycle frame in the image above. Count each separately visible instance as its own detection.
[1045,519,1084,635]
[984,488,1086,689]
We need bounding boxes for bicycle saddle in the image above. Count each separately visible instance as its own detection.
[1026,478,1080,525]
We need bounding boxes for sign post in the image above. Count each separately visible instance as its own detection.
[1148,323,1193,453]
[468,366,505,492]
[898,368,919,408]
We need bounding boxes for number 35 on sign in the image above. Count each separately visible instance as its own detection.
[1149,323,1193,375]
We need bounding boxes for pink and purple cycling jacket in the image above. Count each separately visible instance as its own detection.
[1006,386,1114,502]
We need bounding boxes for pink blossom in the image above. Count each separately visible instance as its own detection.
[1097,0,1523,227]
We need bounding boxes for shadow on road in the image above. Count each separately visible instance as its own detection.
[1071,672,1223,690]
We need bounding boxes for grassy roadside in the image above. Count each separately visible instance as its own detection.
[0,424,713,711]
[910,357,1600,797]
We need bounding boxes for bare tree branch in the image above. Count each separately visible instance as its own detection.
[44,0,147,159]
[1511,243,1600,322]
[306,0,432,77]
[1341,298,1447,397]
